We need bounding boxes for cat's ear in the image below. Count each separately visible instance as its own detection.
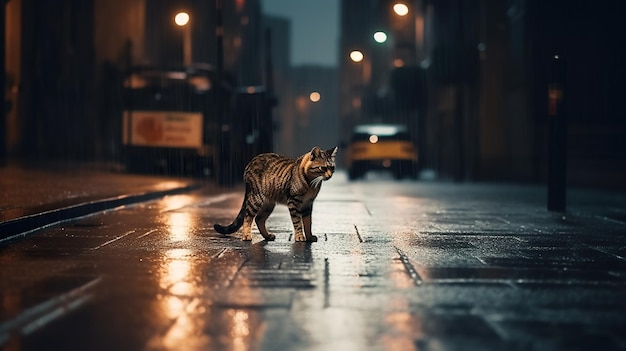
[309,146,322,160]
[328,147,338,159]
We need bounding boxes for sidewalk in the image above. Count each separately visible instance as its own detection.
[281,172,626,350]
[1,167,626,349]
[2,162,625,242]
[0,162,201,242]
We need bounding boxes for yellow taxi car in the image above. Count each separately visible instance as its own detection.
[345,124,418,180]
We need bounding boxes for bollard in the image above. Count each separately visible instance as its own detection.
[547,54,566,212]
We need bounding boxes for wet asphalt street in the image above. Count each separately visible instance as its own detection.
[1,171,626,351]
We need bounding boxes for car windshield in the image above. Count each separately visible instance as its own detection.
[351,125,412,142]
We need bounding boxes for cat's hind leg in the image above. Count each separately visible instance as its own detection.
[255,203,276,241]
[242,214,254,241]
[241,198,258,241]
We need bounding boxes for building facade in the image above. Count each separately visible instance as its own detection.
[339,0,626,187]
[5,0,268,164]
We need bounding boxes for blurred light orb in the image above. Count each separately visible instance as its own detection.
[394,58,404,68]
[309,91,321,102]
[373,31,388,43]
[296,96,307,111]
[175,12,190,26]
[350,50,364,63]
[369,135,379,144]
[393,3,409,16]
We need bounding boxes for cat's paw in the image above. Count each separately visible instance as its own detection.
[307,235,318,242]
[264,233,276,241]
[241,233,253,241]
[294,233,306,242]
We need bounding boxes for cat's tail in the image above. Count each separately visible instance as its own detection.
[213,185,248,234]
[213,208,244,234]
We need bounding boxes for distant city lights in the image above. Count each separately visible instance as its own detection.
[350,50,364,62]
[373,31,388,43]
[174,12,190,26]
[309,91,321,102]
[393,3,409,16]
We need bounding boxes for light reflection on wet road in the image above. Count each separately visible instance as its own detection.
[1,172,626,350]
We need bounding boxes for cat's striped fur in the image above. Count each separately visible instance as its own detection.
[214,146,337,242]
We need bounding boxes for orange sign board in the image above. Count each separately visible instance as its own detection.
[123,111,203,148]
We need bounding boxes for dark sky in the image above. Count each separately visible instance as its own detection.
[261,0,339,67]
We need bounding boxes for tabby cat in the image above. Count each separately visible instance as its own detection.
[214,146,337,242]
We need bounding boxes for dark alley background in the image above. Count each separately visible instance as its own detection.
[1,0,625,190]
[2,3,626,349]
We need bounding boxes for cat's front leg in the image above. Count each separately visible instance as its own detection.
[302,206,318,242]
[292,221,306,242]
[293,232,307,242]
[288,202,307,242]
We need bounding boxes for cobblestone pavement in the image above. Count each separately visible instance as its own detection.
[1,171,626,350]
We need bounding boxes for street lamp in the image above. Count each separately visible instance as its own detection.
[393,3,409,16]
[309,91,321,103]
[175,11,191,66]
[373,31,388,44]
[349,50,370,84]
[349,50,364,63]
[174,12,189,26]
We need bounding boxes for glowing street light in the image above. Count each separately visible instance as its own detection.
[174,12,190,26]
[373,31,388,43]
[349,50,371,84]
[309,91,321,103]
[175,12,191,65]
[349,50,364,63]
[393,3,409,16]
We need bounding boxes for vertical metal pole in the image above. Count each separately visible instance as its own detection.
[265,28,274,95]
[264,28,274,153]
[183,24,191,66]
[454,84,465,182]
[0,0,8,167]
[124,40,134,167]
[215,0,231,185]
[547,54,566,212]
[216,0,223,78]
[453,3,465,182]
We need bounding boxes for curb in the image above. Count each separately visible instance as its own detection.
[0,183,201,243]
